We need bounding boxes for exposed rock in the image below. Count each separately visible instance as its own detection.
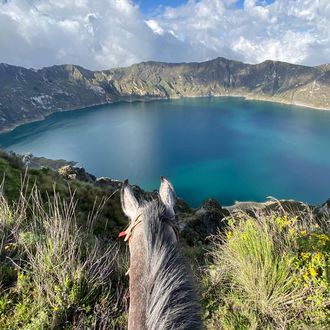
[227,198,314,214]
[263,199,314,214]
[196,198,224,214]
[95,177,122,188]
[58,165,96,182]
[0,57,330,132]
[180,198,230,245]
[317,198,330,216]
[225,201,266,212]
[3,149,328,244]
[95,177,123,194]
[175,197,192,214]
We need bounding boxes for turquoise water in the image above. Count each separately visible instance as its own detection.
[0,97,330,207]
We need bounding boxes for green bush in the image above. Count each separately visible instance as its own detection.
[0,183,128,329]
[203,211,330,329]
[0,151,329,329]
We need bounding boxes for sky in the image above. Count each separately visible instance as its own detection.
[138,0,274,14]
[0,0,329,70]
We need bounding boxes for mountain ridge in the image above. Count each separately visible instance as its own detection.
[0,57,329,132]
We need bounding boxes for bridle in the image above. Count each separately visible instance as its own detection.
[119,210,180,276]
[118,213,143,242]
[119,208,180,243]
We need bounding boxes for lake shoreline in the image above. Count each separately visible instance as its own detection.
[2,97,329,207]
[14,152,330,211]
[1,93,329,134]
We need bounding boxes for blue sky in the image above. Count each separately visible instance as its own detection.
[136,0,275,15]
[0,0,328,69]
[135,1,187,14]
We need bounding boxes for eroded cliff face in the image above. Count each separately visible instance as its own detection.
[0,57,329,132]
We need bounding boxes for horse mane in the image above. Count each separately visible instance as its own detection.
[142,201,202,330]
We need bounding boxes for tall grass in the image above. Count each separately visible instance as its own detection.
[1,153,329,329]
[0,182,128,329]
[203,204,330,329]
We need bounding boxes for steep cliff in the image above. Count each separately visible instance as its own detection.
[0,57,329,132]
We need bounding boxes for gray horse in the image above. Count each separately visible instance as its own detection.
[120,177,202,330]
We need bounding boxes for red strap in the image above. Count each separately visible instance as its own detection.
[118,213,143,242]
[118,231,126,238]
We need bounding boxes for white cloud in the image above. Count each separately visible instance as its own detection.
[0,0,158,69]
[145,19,164,35]
[155,0,330,66]
[0,0,328,70]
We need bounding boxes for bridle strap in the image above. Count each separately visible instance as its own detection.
[119,213,179,276]
[119,213,179,242]
[118,213,143,242]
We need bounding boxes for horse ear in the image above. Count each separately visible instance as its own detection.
[121,180,139,221]
[159,176,176,217]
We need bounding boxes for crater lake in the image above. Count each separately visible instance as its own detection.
[0,97,330,207]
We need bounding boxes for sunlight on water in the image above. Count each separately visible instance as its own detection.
[1,97,330,207]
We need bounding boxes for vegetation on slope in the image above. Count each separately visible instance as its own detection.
[203,209,330,329]
[0,150,127,240]
[0,151,329,329]
[1,57,330,132]
[0,190,128,329]
[0,151,129,328]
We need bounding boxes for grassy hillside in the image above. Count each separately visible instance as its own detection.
[0,151,127,240]
[0,151,329,329]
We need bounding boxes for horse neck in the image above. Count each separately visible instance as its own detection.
[143,204,202,330]
[128,224,147,330]
[128,202,201,330]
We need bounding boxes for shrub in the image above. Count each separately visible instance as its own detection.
[0,183,128,329]
[203,207,330,329]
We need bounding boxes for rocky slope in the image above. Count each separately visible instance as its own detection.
[0,57,329,132]
[2,149,330,246]
[17,151,330,243]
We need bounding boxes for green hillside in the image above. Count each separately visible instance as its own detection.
[0,151,329,329]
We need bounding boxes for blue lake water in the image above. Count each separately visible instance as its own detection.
[0,97,330,207]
